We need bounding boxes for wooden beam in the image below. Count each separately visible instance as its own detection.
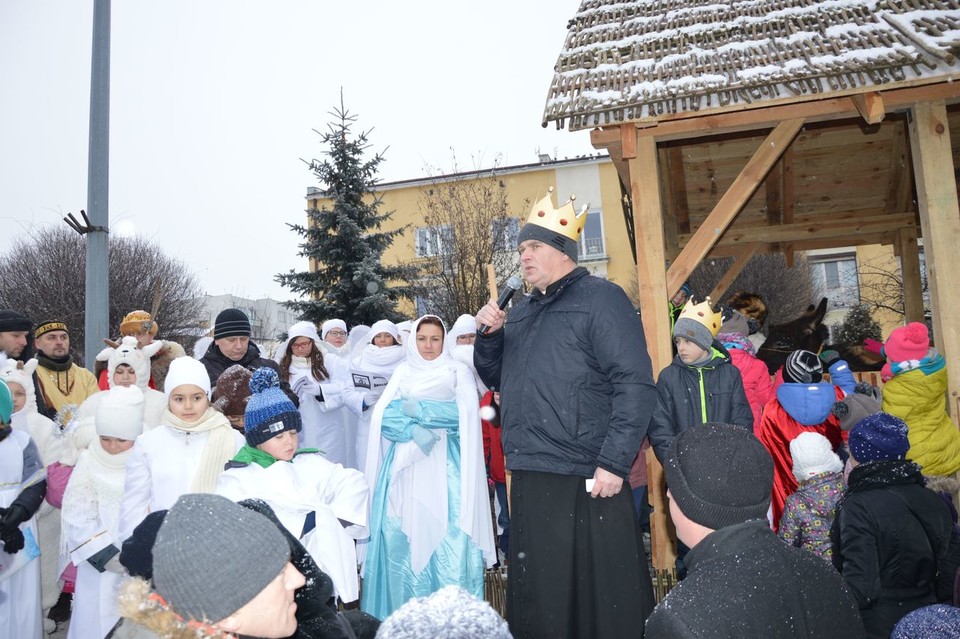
[885,119,913,218]
[620,124,637,160]
[782,144,796,267]
[704,232,899,257]
[898,229,925,324]
[708,244,760,301]
[852,91,885,125]
[766,156,783,225]
[629,136,677,573]
[677,213,916,248]
[667,118,804,296]
[589,81,960,146]
[908,101,960,420]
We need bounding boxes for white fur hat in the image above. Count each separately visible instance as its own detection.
[96,385,145,441]
[163,356,211,400]
[790,432,843,483]
[321,319,347,340]
[0,357,38,414]
[97,336,163,391]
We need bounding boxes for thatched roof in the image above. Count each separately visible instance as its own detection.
[543,0,960,131]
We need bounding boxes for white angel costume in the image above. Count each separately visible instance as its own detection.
[360,316,495,620]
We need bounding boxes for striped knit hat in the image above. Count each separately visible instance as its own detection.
[213,308,251,340]
[783,350,823,384]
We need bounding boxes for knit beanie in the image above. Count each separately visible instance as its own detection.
[891,604,960,639]
[163,356,211,400]
[517,218,579,262]
[664,422,773,530]
[321,319,347,340]
[884,322,930,363]
[0,309,31,333]
[849,412,910,463]
[213,308,252,340]
[782,350,823,384]
[721,311,750,338]
[790,432,843,483]
[212,364,253,417]
[120,310,159,337]
[152,493,290,624]
[119,509,167,581]
[832,391,882,432]
[35,319,68,339]
[96,385,145,441]
[375,586,511,639]
[244,367,302,447]
[367,319,399,345]
[673,298,721,353]
[0,379,12,424]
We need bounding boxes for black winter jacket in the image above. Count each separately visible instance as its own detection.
[200,342,297,405]
[831,460,956,638]
[646,520,865,638]
[473,267,657,478]
[648,343,754,463]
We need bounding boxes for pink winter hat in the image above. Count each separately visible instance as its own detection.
[884,322,930,362]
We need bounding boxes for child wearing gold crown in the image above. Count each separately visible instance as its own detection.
[648,297,753,466]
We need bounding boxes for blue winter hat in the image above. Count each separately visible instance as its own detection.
[849,412,909,463]
[891,604,960,639]
[244,368,301,447]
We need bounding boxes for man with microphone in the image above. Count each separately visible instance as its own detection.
[474,189,658,639]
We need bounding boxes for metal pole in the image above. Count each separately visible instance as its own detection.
[85,0,111,369]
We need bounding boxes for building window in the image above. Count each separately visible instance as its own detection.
[491,218,519,251]
[810,255,859,309]
[415,226,454,258]
[578,208,605,260]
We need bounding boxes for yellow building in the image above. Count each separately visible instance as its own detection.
[305,155,640,316]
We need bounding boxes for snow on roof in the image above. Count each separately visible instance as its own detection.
[542,0,960,131]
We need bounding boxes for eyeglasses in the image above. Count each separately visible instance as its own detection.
[327,330,347,337]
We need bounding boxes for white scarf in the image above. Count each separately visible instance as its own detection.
[162,407,236,493]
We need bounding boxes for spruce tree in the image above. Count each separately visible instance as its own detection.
[277,102,415,325]
[833,303,882,345]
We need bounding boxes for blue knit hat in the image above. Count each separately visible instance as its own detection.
[0,378,12,425]
[244,368,301,447]
[891,604,960,639]
[849,412,909,463]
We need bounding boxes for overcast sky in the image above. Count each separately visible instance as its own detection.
[0,0,596,301]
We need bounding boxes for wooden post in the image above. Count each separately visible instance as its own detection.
[908,101,960,420]
[628,133,677,579]
[897,229,924,325]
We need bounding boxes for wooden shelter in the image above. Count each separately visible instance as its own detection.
[542,0,960,585]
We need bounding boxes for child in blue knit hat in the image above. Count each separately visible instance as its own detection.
[216,367,369,605]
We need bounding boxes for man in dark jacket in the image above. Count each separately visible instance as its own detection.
[646,423,865,638]
[200,308,296,404]
[832,412,959,638]
[474,190,657,639]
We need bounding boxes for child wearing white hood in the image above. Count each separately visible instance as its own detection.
[351,319,405,473]
[69,336,167,457]
[61,386,145,637]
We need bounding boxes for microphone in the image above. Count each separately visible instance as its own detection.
[478,276,523,335]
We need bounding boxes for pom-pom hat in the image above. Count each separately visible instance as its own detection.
[244,367,301,447]
[884,322,930,363]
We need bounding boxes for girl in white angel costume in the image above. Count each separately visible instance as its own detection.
[61,385,145,637]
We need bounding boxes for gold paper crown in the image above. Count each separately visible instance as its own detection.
[525,187,587,242]
[678,296,723,337]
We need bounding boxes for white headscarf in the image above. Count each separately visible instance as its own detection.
[445,314,486,394]
[274,321,322,362]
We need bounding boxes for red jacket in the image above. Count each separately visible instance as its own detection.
[481,391,506,483]
[728,348,774,434]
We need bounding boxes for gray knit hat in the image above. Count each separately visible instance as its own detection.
[153,493,290,623]
[665,423,773,530]
[375,586,512,639]
[673,316,714,353]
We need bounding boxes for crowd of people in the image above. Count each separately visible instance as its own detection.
[1,188,959,639]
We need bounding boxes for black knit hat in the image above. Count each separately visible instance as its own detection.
[119,509,167,581]
[0,310,31,333]
[665,423,773,530]
[783,350,823,384]
[213,308,251,340]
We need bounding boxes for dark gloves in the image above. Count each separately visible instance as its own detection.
[87,544,121,573]
[0,525,25,554]
[0,504,30,554]
[820,350,841,368]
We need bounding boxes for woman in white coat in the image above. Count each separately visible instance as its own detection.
[361,315,495,620]
[275,321,359,467]
[62,386,145,637]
